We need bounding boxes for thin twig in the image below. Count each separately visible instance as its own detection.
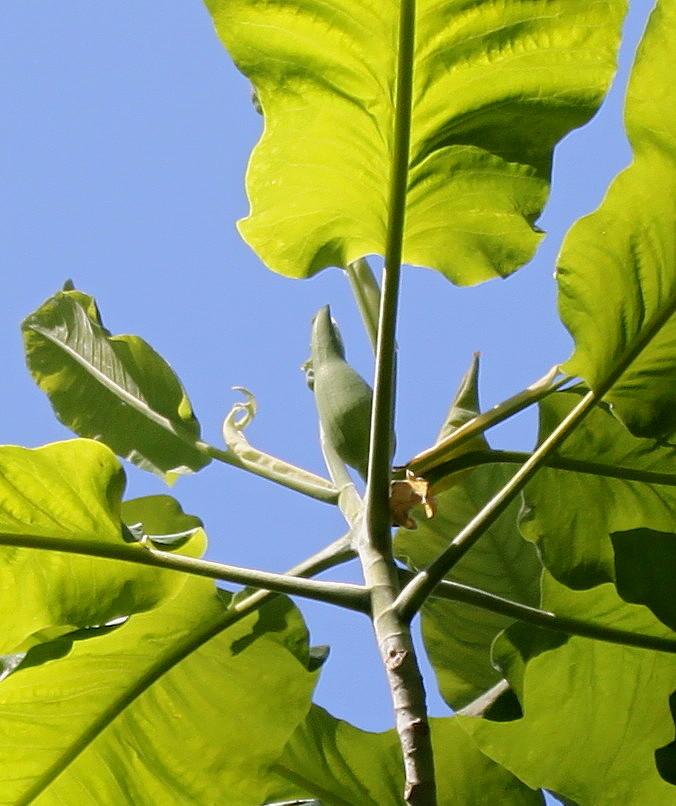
[406,365,566,478]
[395,389,600,621]
[0,531,367,611]
[344,258,381,353]
[397,570,676,655]
[423,449,676,489]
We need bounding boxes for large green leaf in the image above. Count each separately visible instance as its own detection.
[23,289,209,482]
[459,573,676,805]
[264,705,543,805]
[557,0,676,440]
[206,0,625,283]
[0,579,318,806]
[520,388,676,589]
[396,465,542,709]
[0,440,205,656]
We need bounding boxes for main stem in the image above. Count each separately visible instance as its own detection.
[361,1,436,803]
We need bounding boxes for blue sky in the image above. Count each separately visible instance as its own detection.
[1,1,655,800]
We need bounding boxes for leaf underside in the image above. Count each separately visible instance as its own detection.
[206,0,626,284]
[0,582,318,806]
[0,441,204,657]
[557,0,676,440]
[395,465,542,709]
[23,289,209,481]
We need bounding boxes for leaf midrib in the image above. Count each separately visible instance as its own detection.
[29,324,198,447]
[16,602,252,805]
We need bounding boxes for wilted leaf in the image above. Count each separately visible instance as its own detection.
[0,440,205,655]
[206,0,625,283]
[557,0,676,440]
[23,289,209,482]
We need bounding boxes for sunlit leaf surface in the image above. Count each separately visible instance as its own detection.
[265,705,544,805]
[0,441,204,655]
[558,0,676,440]
[206,0,625,283]
[460,573,676,805]
[520,389,675,589]
[0,581,317,806]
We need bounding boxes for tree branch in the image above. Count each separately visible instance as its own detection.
[0,531,368,612]
[397,295,676,622]
[423,449,676,489]
[360,1,436,801]
[397,570,676,655]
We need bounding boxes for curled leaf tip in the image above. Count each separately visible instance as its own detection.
[222,387,259,452]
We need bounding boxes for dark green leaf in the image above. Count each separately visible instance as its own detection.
[23,289,209,482]
[613,528,676,631]
[395,465,542,709]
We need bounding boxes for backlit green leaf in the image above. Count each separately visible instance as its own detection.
[395,465,542,709]
[520,389,676,589]
[206,0,625,283]
[0,580,317,806]
[23,289,209,482]
[0,441,205,656]
[459,573,676,805]
[558,0,676,440]
[265,705,543,805]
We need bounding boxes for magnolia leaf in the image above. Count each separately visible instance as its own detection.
[558,0,676,440]
[520,389,676,589]
[0,580,318,806]
[205,0,625,283]
[23,288,209,482]
[459,573,676,805]
[0,441,206,656]
[264,705,543,805]
[395,465,542,709]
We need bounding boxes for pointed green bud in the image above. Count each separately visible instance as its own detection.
[437,353,489,452]
[310,306,373,479]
